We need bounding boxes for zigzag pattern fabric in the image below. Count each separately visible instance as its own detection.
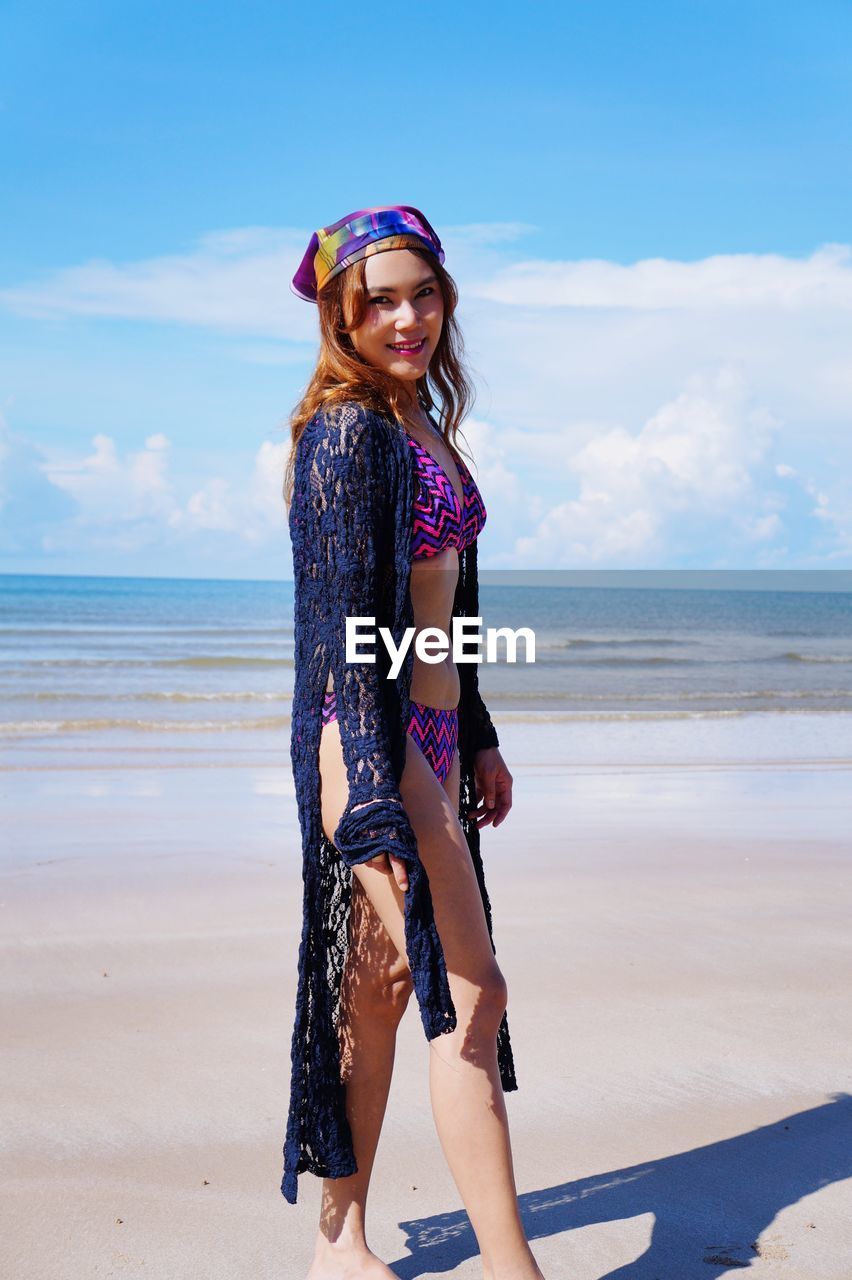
[321,688,337,726]
[408,437,486,559]
[406,700,459,784]
[322,690,458,785]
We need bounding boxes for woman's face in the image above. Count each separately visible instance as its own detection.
[347,249,444,387]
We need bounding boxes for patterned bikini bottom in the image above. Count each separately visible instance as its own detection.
[321,689,459,786]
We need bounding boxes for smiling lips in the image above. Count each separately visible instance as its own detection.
[388,338,426,354]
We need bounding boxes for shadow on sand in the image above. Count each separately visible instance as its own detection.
[389,1093,852,1278]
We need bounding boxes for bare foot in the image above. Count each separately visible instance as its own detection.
[306,1236,398,1280]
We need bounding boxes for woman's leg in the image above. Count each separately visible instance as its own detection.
[308,718,412,1280]
[314,710,544,1280]
[399,738,544,1280]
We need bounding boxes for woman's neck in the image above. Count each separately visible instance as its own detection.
[396,385,434,434]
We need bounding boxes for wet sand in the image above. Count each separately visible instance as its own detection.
[3,743,852,1279]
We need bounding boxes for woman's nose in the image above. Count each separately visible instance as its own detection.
[394,299,420,328]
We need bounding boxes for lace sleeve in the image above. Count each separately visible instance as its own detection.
[304,402,457,1039]
[455,539,500,756]
[305,404,415,861]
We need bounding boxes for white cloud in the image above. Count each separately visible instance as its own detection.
[182,477,235,532]
[170,437,291,542]
[44,431,175,528]
[2,224,851,569]
[0,412,77,553]
[467,242,852,310]
[0,227,314,341]
[249,439,291,531]
[740,513,783,542]
[0,220,538,349]
[5,423,291,557]
[5,234,850,341]
[494,367,786,566]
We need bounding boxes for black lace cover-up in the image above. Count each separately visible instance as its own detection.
[281,401,517,1205]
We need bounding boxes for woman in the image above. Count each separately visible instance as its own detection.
[282,206,545,1280]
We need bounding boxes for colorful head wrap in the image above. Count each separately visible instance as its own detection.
[290,205,445,304]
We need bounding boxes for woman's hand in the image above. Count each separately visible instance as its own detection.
[366,852,410,892]
[468,747,513,829]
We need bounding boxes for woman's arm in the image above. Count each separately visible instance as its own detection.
[454,540,514,828]
[455,538,499,755]
[303,403,414,862]
[300,402,457,1038]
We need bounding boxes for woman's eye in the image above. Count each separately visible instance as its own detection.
[369,288,434,306]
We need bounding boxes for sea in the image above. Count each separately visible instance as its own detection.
[2,572,852,774]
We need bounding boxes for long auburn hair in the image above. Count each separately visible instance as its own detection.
[282,243,476,509]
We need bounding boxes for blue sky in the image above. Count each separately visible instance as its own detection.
[2,0,851,578]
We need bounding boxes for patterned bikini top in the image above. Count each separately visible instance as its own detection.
[407,434,487,560]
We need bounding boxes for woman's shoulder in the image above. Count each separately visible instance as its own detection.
[302,398,401,463]
[308,397,394,432]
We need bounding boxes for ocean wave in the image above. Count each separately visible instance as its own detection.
[0,625,293,638]
[1,715,293,734]
[3,704,851,736]
[489,705,852,723]
[0,689,288,703]
[556,655,700,666]
[533,635,687,650]
[480,687,852,703]
[781,651,852,664]
[0,655,294,670]
[2,687,850,707]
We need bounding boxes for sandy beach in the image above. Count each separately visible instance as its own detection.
[3,724,852,1279]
